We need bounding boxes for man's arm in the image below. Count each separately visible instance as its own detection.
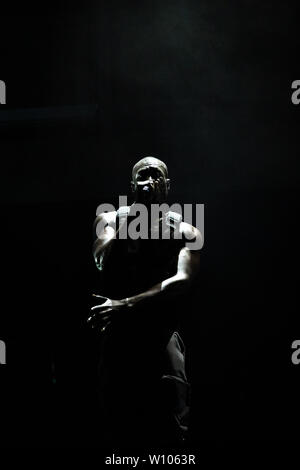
[123,223,202,308]
[88,221,202,331]
[92,211,116,271]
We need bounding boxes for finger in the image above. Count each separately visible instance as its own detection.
[87,311,112,324]
[100,321,112,333]
[87,315,109,325]
[92,294,110,301]
[94,313,111,323]
[89,307,114,317]
[92,317,112,330]
[90,305,119,315]
[91,299,112,310]
[90,318,110,329]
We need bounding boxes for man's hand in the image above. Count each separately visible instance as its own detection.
[87,294,129,333]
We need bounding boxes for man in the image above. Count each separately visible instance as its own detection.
[88,156,202,446]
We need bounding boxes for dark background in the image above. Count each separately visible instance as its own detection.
[0,0,299,447]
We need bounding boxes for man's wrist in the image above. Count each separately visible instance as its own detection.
[125,297,135,308]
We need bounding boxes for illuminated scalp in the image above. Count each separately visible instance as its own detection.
[132,156,168,180]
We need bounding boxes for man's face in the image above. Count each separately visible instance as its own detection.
[132,165,169,205]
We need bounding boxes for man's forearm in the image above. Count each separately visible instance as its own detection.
[125,273,188,308]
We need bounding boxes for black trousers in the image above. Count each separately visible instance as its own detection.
[97,330,190,446]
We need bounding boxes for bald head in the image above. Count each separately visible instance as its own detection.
[132,156,168,180]
[131,156,170,204]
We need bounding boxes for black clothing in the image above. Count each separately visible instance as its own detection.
[94,207,190,445]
